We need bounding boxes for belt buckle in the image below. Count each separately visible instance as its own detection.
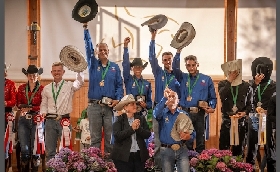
[171,144,180,151]
[190,107,198,113]
[25,114,33,119]
[55,115,62,121]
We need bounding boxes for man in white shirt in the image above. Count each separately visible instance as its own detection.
[40,62,84,161]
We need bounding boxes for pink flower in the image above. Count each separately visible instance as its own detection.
[214,153,223,158]
[198,153,210,160]
[216,162,227,171]
[190,157,199,166]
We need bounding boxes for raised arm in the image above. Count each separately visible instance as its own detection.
[122,37,132,84]
[149,31,162,76]
[84,24,97,69]
[72,72,85,91]
[172,52,183,83]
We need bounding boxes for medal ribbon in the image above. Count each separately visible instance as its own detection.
[164,71,175,87]
[134,77,144,95]
[257,80,270,102]
[101,61,111,82]
[52,80,65,105]
[230,86,239,105]
[187,74,200,97]
[25,82,40,105]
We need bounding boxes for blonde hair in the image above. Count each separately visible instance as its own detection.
[52,62,64,67]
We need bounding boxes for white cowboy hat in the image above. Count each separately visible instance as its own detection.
[59,45,88,72]
[221,59,242,86]
[170,22,196,49]
[171,112,194,141]
[115,94,139,111]
[141,14,168,32]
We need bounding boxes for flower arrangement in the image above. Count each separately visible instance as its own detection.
[189,148,253,172]
[145,132,155,171]
[46,147,117,172]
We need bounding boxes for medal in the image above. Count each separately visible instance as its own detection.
[232,105,238,113]
[257,101,262,107]
[99,80,104,87]
[187,96,192,101]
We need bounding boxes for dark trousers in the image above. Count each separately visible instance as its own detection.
[183,109,205,153]
[246,118,262,167]
[266,121,276,172]
[219,117,247,157]
[113,151,145,172]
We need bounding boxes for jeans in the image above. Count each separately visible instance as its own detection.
[152,116,162,169]
[45,119,63,162]
[113,151,144,172]
[219,117,247,157]
[160,145,189,172]
[18,116,40,163]
[183,110,205,153]
[87,103,113,153]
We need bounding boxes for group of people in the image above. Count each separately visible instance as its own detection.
[4,22,276,172]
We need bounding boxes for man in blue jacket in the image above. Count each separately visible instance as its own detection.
[172,54,217,153]
[83,23,124,154]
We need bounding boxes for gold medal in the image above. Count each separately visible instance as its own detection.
[257,101,262,107]
[232,105,238,113]
[99,80,104,87]
[187,96,192,101]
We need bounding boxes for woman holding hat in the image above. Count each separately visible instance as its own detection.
[4,63,17,171]
[111,94,151,172]
[16,65,45,172]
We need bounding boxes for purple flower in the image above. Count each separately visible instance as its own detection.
[190,157,199,167]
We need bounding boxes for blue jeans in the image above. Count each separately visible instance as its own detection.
[152,116,162,169]
[45,119,63,162]
[87,103,113,153]
[160,145,190,172]
[18,116,40,163]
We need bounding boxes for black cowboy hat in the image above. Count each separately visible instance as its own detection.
[22,65,43,75]
[251,57,273,82]
[72,0,98,23]
[141,14,168,32]
[130,58,148,69]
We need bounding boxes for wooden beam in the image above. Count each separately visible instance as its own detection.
[225,0,237,62]
[27,0,41,66]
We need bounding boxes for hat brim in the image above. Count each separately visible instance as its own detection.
[22,67,43,75]
[221,59,242,86]
[115,100,138,111]
[130,62,148,70]
[170,22,196,49]
[72,0,98,23]
[141,14,168,30]
[60,45,88,72]
[171,113,194,141]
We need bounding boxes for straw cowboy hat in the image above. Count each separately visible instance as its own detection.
[130,58,148,69]
[221,59,242,86]
[170,22,196,49]
[59,45,88,72]
[171,113,194,141]
[72,0,99,23]
[22,65,43,75]
[115,94,139,111]
[141,14,168,32]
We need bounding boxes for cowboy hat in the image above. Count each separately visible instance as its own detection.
[72,0,98,23]
[170,22,196,49]
[221,59,242,86]
[22,65,43,75]
[141,14,168,32]
[130,58,148,69]
[115,94,139,111]
[171,112,194,141]
[59,45,88,72]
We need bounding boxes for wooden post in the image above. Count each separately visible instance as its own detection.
[224,0,237,62]
[27,0,41,66]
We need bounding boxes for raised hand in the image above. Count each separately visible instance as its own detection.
[124,37,130,47]
[254,73,265,85]
[227,70,239,83]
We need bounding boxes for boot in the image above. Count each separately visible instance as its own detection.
[21,161,30,172]
[31,157,40,172]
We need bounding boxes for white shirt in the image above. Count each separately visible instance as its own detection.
[79,119,91,144]
[40,73,84,115]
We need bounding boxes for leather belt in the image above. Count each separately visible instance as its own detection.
[88,99,101,104]
[183,107,199,113]
[45,113,70,120]
[161,142,186,151]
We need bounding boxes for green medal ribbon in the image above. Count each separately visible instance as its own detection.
[134,77,144,95]
[164,71,175,87]
[25,83,40,105]
[52,80,65,105]
[230,86,239,105]
[187,74,200,97]
[101,61,111,82]
[257,80,270,102]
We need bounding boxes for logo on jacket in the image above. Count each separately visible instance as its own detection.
[97,66,100,71]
